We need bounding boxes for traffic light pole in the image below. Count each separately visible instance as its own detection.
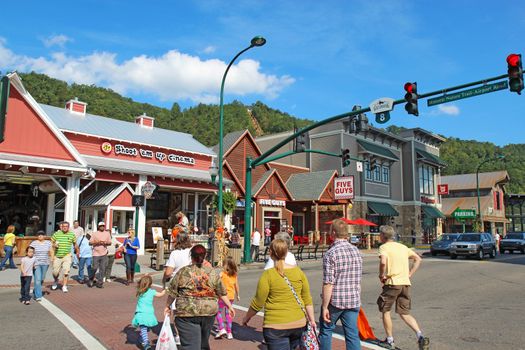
[241,71,516,262]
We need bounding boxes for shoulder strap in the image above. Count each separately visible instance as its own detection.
[78,236,85,248]
[282,274,308,318]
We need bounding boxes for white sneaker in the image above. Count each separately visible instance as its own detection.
[227,333,233,340]
[106,278,112,282]
[103,277,106,282]
[215,329,227,339]
[62,285,68,293]
[51,283,58,290]
[35,298,42,302]
[174,336,181,345]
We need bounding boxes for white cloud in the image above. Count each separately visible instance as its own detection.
[0,40,294,103]
[437,104,460,116]
[42,34,72,48]
[202,45,216,54]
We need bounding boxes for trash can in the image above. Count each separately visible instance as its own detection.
[229,247,242,265]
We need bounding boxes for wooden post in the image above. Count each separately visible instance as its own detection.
[156,239,164,271]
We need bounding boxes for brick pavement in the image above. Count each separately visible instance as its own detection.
[44,281,377,350]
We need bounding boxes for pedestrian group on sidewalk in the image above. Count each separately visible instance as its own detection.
[4,216,430,350]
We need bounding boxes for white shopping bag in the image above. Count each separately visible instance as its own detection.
[156,315,177,350]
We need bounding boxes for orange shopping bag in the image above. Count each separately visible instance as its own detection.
[357,307,377,341]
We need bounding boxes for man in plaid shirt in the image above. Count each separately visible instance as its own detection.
[319,218,363,350]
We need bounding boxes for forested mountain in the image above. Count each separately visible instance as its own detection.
[18,72,313,146]
[18,72,525,193]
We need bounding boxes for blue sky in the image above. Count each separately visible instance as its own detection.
[1,0,524,146]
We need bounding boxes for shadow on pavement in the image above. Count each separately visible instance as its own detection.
[122,323,162,349]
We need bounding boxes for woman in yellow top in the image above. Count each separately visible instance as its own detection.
[1,225,17,270]
[242,239,316,349]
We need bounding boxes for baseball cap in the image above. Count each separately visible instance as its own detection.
[37,230,45,235]
[97,221,105,227]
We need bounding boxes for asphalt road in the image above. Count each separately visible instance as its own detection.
[232,252,525,350]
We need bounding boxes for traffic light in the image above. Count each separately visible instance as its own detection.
[507,53,523,95]
[345,105,369,134]
[341,148,351,167]
[293,128,307,152]
[404,82,419,116]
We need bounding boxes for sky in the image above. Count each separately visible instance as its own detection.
[1,0,524,146]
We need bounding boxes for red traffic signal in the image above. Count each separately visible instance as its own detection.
[404,82,419,116]
[507,53,523,94]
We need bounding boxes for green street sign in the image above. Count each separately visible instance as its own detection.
[427,81,508,107]
[452,209,476,219]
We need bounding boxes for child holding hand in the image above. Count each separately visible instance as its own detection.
[132,275,166,350]
[20,246,36,305]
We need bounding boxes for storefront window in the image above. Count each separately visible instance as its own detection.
[419,164,435,195]
[292,214,305,236]
[197,194,213,234]
[382,166,390,184]
[147,192,170,220]
[365,161,372,180]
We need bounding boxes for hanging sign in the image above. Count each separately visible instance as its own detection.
[334,176,354,199]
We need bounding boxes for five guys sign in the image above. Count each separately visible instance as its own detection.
[334,176,354,199]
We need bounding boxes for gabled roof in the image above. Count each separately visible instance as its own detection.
[251,169,293,199]
[286,170,337,201]
[441,196,492,216]
[441,171,509,191]
[80,183,134,207]
[212,130,247,155]
[6,73,87,168]
[40,104,214,157]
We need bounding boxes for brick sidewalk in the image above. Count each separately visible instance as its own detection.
[44,281,375,349]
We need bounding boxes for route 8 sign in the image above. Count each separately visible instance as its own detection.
[369,97,394,124]
[375,111,390,124]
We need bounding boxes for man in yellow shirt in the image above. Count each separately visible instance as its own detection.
[377,225,429,350]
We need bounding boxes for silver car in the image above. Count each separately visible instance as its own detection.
[430,233,460,256]
[449,233,496,260]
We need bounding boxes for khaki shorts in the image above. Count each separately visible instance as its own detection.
[377,285,411,315]
[52,254,72,276]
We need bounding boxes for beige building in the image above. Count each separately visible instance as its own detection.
[441,171,509,234]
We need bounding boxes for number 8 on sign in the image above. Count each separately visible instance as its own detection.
[375,112,390,124]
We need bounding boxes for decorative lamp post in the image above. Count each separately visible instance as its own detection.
[217,36,266,219]
[209,158,219,184]
[476,154,505,231]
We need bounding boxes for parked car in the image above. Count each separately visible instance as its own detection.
[350,235,360,245]
[430,233,460,256]
[500,232,525,254]
[449,233,496,260]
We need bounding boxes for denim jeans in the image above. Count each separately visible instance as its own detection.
[0,246,16,268]
[33,264,49,299]
[263,327,304,350]
[124,253,137,273]
[78,257,93,281]
[20,276,32,301]
[319,305,361,350]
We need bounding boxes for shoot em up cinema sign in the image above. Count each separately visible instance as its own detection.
[101,142,195,165]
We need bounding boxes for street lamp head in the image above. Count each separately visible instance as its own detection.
[251,36,266,47]
[209,158,219,184]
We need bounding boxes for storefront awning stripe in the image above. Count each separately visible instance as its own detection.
[368,201,399,216]
[422,205,445,219]
[357,140,399,161]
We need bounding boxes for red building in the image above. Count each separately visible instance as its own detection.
[0,73,219,253]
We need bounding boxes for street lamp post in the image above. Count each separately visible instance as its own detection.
[476,155,505,231]
[217,36,266,219]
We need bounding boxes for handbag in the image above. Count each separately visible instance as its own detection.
[282,275,320,350]
[156,315,177,350]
